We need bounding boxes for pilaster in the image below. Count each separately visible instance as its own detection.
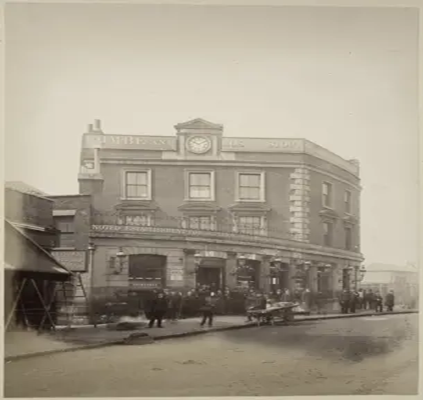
[260,255,272,293]
[225,251,237,289]
[183,249,196,289]
[289,167,311,242]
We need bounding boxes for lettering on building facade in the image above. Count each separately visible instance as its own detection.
[84,135,177,150]
[221,138,304,152]
[52,250,87,272]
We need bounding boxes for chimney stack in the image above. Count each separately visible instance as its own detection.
[87,124,93,133]
[94,119,102,132]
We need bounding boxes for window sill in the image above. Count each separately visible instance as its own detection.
[183,198,215,202]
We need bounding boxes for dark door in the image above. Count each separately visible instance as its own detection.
[197,267,221,290]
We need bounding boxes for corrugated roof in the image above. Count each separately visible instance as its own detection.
[4,220,72,277]
[5,181,51,200]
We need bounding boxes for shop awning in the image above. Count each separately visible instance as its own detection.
[4,220,72,278]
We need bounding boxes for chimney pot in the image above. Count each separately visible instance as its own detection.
[94,119,101,131]
[88,124,93,132]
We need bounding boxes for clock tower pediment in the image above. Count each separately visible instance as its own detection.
[175,118,223,158]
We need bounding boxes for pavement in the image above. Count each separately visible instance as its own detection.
[4,308,417,361]
[4,313,419,397]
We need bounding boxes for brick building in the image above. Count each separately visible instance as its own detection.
[76,118,364,300]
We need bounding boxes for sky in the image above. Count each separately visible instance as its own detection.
[4,4,419,266]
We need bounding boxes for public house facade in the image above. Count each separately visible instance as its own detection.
[77,118,364,297]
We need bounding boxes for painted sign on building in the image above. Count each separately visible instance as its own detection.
[222,138,304,153]
[128,280,161,289]
[52,250,87,272]
[84,135,177,150]
[168,266,184,281]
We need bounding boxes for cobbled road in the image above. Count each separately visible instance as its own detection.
[4,314,419,397]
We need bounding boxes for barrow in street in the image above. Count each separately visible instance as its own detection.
[4,313,418,397]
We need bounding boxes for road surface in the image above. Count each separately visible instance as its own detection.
[4,313,419,397]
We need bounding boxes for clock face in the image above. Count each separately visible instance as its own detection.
[186,136,212,154]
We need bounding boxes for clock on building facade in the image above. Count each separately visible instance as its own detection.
[186,136,212,154]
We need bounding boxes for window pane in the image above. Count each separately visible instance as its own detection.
[190,187,210,199]
[136,172,147,185]
[190,173,210,186]
[240,187,260,200]
[240,174,260,187]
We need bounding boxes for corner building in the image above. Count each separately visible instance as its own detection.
[79,118,364,299]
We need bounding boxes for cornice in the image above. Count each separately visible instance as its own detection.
[90,225,364,262]
[114,201,159,212]
[178,202,221,213]
[319,208,340,222]
[228,202,271,214]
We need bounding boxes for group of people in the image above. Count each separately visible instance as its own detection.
[124,285,397,328]
[144,288,220,328]
[339,288,395,314]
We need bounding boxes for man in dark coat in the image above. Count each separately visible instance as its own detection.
[148,292,168,328]
[365,289,375,311]
[340,289,350,314]
[385,290,395,312]
[374,291,383,312]
[349,290,359,313]
[200,292,218,327]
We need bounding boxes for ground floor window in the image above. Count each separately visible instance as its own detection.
[128,254,166,288]
[236,260,260,289]
[317,268,331,294]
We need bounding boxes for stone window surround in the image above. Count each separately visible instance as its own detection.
[120,168,152,201]
[322,180,334,209]
[344,189,353,215]
[235,170,266,203]
[184,169,216,202]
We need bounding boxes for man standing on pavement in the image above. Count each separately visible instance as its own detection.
[349,290,359,313]
[340,289,350,314]
[200,292,218,328]
[148,292,168,328]
[385,290,395,312]
[374,291,383,312]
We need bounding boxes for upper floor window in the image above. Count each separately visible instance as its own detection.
[237,172,265,201]
[54,216,75,248]
[345,226,352,250]
[323,221,333,247]
[238,216,265,235]
[344,190,352,214]
[322,182,333,208]
[187,171,214,200]
[123,170,152,200]
[188,216,214,230]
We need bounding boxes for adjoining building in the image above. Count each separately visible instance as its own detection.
[361,263,419,308]
[4,183,72,331]
[71,118,364,304]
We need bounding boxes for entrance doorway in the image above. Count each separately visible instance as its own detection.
[196,257,224,291]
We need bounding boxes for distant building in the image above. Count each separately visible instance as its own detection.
[70,118,363,299]
[361,263,419,308]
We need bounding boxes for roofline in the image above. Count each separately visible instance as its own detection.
[5,219,74,275]
[5,186,54,202]
[49,194,92,198]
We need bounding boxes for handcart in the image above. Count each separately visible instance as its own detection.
[247,302,299,326]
